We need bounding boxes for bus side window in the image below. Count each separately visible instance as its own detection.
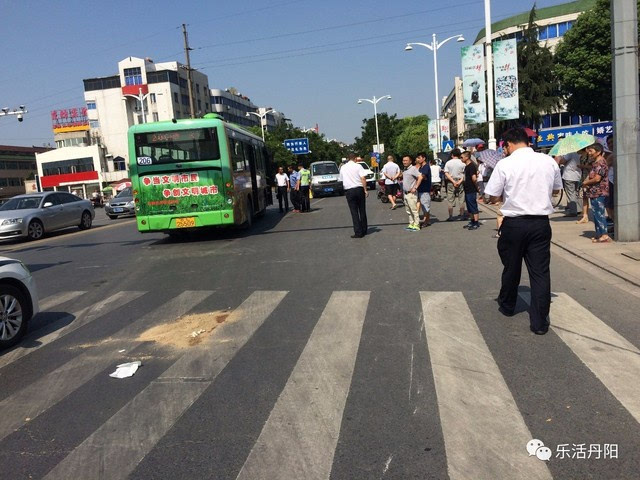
[243,142,256,171]
[230,138,245,171]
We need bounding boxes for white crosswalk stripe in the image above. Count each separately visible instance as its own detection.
[44,291,287,480]
[0,290,212,442]
[39,291,86,311]
[1,289,637,479]
[236,291,369,480]
[0,291,145,368]
[421,291,552,480]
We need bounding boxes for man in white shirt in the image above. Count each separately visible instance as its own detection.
[381,154,401,209]
[485,128,562,335]
[274,166,290,213]
[443,148,466,221]
[557,151,582,216]
[339,153,369,238]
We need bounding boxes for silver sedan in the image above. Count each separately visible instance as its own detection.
[0,192,95,241]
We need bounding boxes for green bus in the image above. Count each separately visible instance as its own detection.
[127,114,272,234]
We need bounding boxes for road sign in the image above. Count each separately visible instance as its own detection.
[372,144,385,154]
[284,138,310,154]
[442,140,454,152]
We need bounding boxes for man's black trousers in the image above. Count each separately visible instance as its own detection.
[277,186,289,211]
[300,186,310,212]
[290,189,300,210]
[497,216,551,331]
[345,187,368,237]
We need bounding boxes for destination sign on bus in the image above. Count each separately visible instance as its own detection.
[145,129,206,144]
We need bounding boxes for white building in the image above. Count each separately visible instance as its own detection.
[210,88,286,132]
[83,56,211,169]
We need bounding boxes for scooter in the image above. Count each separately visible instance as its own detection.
[430,182,442,201]
[90,194,104,208]
[377,179,404,204]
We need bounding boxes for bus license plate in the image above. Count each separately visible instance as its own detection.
[176,217,196,228]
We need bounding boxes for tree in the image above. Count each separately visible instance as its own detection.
[517,6,561,127]
[394,119,430,157]
[554,0,640,119]
[352,113,402,159]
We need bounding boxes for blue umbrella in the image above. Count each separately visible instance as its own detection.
[477,149,503,169]
[462,138,485,147]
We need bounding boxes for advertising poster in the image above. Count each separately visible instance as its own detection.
[428,119,438,152]
[493,39,519,121]
[440,118,450,145]
[461,45,487,124]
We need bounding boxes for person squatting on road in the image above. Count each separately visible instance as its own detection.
[581,142,611,243]
[274,166,290,213]
[400,155,424,232]
[461,151,480,230]
[297,163,311,212]
[340,153,369,238]
[381,154,401,209]
[444,148,466,221]
[415,152,432,228]
[485,128,562,336]
[287,165,301,212]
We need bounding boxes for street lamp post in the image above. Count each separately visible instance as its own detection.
[123,88,150,123]
[405,33,464,154]
[357,95,391,159]
[246,108,275,141]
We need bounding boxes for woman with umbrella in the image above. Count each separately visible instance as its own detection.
[581,143,611,243]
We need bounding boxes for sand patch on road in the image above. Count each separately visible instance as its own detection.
[137,309,232,349]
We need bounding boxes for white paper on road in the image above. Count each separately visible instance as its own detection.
[109,361,142,379]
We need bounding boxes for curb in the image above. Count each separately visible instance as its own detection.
[479,203,640,289]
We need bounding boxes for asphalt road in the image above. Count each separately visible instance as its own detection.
[1,193,639,480]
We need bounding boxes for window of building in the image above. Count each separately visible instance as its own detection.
[197,99,201,111]
[113,157,127,171]
[90,120,100,128]
[547,24,558,38]
[42,157,94,176]
[152,112,159,122]
[124,67,143,86]
[83,75,121,91]
[196,83,200,92]
[173,92,179,103]
[150,93,156,104]
[550,113,560,127]
[181,94,189,106]
[205,102,209,111]
[560,112,570,126]
[86,101,96,110]
[179,77,187,88]
[570,114,580,125]
[538,25,548,40]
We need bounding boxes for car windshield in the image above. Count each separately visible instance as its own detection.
[0,197,42,211]
[357,162,370,170]
[312,163,339,175]
[115,188,132,198]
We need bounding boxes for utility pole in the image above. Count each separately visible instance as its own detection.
[484,0,496,150]
[612,0,640,242]
[182,23,196,119]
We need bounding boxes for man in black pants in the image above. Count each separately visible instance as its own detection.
[340,153,369,238]
[485,128,563,335]
[274,166,290,213]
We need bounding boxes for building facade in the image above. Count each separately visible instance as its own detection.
[0,146,48,199]
[210,88,286,132]
[83,57,211,168]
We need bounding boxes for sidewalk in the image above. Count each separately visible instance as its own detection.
[480,202,640,288]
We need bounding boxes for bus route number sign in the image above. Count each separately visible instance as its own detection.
[137,156,153,166]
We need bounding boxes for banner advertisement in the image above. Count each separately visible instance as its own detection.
[439,118,450,144]
[428,119,438,151]
[461,45,487,124]
[493,39,519,120]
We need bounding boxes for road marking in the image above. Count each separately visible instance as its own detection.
[0,290,212,442]
[236,291,369,480]
[0,291,146,369]
[420,292,552,480]
[44,291,287,480]
[39,291,86,311]
[523,292,640,424]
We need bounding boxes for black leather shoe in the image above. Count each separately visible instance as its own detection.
[351,234,363,239]
[530,326,549,335]
[498,304,515,317]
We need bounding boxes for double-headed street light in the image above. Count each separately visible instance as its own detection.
[246,108,276,141]
[405,33,464,154]
[357,95,391,159]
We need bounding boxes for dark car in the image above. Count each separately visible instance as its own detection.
[105,188,135,219]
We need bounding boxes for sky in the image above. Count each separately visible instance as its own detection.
[0,0,571,147]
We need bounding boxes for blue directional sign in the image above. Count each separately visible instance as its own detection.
[284,138,310,154]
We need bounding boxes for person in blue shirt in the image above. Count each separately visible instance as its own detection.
[287,165,301,212]
[416,152,432,228]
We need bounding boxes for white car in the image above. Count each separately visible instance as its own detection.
[0,257,39,349]
[357,161,376,190]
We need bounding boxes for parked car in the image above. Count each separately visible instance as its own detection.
[310,161,343,197]
[105,187,135,219]
[357,161,376,190]
[0,192,94,241]
[0,257,39,349]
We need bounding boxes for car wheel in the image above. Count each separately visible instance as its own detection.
[79,210,92,230]
[0,284,30,349]
[108,215,118,220]
[27,220,44,240]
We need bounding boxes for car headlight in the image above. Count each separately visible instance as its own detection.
[311,178,320,185]
[105,202,110,208]
[126,201,135,208]
[1,218,23,226]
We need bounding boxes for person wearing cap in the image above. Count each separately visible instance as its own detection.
[485,128,562,336]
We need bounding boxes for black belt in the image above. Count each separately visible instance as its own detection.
[505,215,548,219]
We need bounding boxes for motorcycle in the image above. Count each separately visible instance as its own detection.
[90,194,104,208]
[376,179,404,204]
[430,182,443,201]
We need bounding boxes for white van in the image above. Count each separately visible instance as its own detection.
[310,161,343,196]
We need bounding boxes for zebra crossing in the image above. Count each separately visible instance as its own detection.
[1,288,638,479]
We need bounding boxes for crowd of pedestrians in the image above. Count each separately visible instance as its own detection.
[273,164,312,214]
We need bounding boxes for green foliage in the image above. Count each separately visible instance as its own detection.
[394,123,430,158]
[554,0,640,119]
[353,113,431,159]
[517,6,561,127]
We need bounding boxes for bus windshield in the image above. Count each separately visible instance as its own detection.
[134,128,221,165]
